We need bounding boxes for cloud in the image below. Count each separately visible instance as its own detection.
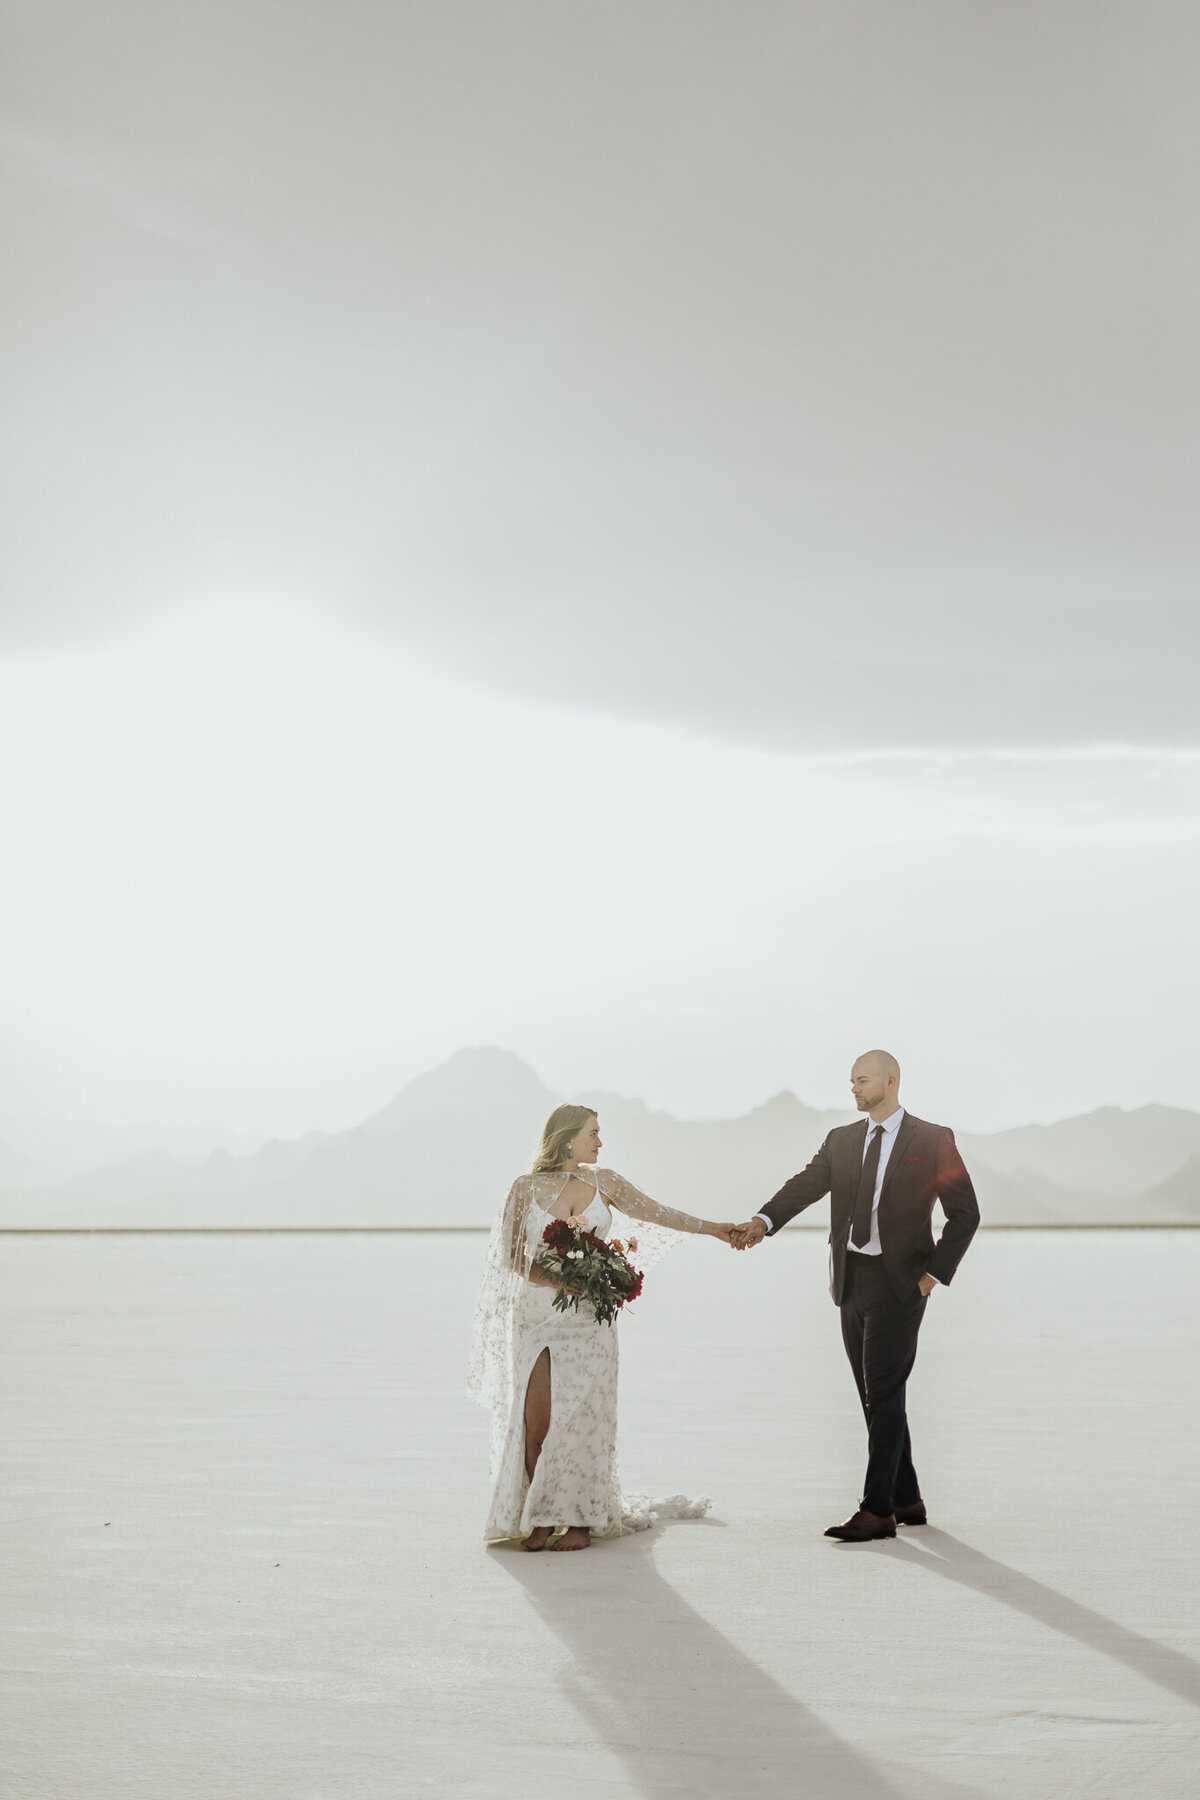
[0,122,218,248]
[811,745,1200,843]
[2,1,1198,748]
[1,602,1197,1134]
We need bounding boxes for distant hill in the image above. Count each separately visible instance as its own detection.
[0,1112,262,1187]
[956,1105,1200,1207]
[0,1140,51,1191]
[1,1047,1198,1228]
[0,1050,562,1228]
[1137,1153,1200,1222]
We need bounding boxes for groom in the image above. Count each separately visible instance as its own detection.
[731,1050,979,1541]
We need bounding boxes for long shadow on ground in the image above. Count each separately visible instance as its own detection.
[496,1523,986,1800]
[852,1528,1200,1710]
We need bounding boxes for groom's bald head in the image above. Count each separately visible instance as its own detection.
[850,1049,902,1116]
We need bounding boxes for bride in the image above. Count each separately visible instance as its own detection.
[469,1102,734,1551]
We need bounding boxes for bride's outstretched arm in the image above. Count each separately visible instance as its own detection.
[592,1169,735,1242]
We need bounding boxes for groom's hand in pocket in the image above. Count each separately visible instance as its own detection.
[917,1273,937,1297]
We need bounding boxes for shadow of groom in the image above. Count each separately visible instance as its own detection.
[851,1527,1200,1711]
[495,1524,986,1800]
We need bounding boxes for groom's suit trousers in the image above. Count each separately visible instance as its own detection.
[840,1251,927,1516]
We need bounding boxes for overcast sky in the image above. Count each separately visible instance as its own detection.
[2,4,1198,1137]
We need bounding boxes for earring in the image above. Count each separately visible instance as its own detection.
[565,1144,574,1159]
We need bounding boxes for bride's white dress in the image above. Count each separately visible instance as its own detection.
[469,1166,712,1543]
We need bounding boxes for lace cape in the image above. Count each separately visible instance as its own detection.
[466,1166,703,1483]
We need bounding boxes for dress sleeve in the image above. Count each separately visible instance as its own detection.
[592,1168,702,1234]
[501,1175,535,1274]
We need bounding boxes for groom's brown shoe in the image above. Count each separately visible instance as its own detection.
[824,1508,896,1541]
[894,1501,928,1526]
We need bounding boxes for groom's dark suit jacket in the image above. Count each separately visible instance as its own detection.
[759,1113,979,1304]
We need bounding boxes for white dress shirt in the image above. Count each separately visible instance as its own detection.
[755,1107,906,1253]
[843,1106,904,1254]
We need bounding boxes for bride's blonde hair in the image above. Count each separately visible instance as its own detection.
[532,1103,597,1174]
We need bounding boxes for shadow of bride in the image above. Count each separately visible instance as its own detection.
[862,1528,1200,1710]
[495,1524,984,1800]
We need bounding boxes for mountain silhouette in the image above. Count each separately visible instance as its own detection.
[1137,1152,1200,1221]
[1,1048,1197,1229]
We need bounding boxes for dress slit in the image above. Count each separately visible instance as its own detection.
[523,1346,552,1479]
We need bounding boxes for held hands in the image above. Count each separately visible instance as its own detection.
[701,1221,739,1244]
[729,1219,767,1251]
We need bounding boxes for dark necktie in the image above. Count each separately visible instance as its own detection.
[851,1125,884,1248]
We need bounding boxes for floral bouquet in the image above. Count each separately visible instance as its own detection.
[536,1217,645,1327]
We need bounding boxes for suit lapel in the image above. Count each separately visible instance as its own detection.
[877,1110,917,1203]
[835,1120,869,1208]
[845,1118,869,1170]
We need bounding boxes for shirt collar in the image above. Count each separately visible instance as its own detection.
[874,1106,905,1136]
